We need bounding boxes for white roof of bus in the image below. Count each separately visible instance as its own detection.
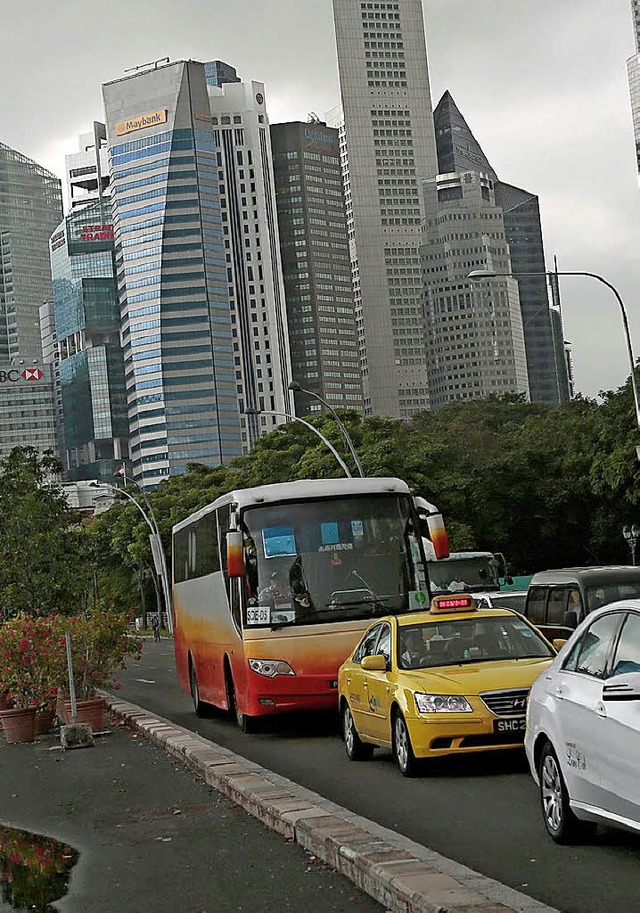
[173,476,412,533]
[428,551,495,562]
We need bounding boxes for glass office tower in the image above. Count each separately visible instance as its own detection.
[271,120,364,417]
[103,60,243,486]
[0,143,62,361]
[50,198,129,480]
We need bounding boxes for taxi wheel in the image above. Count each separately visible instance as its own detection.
[393,711,419,777]
[342,702,374,761]
[539,742,596,844]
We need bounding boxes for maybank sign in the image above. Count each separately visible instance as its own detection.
[115,109,168,137]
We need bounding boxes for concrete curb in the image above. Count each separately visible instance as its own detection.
[104,695,559,913]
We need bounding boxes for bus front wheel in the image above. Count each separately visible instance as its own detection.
[225,665,258,734]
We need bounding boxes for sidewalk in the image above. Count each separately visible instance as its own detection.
[0,721,382,912]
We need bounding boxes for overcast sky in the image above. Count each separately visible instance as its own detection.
[0,0,637,400]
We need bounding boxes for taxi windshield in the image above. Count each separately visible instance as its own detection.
[397,615,553,670]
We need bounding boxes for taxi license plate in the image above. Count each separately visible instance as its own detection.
[494,717,526,733]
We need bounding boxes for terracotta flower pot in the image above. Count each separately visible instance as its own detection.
[64,697,106,732]
[0,707,36,743]
[34,705,56,735]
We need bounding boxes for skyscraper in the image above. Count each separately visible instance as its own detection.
[330,0,439,417]
[66,123,111,211]
[0,143,62,361]
[433,91,569,405]
[271,120,364,416]
[0,357,56,459]
[421,171,530,408]
[103,60,243,486]
[628,0,640,183]
[49,196,128,481]
[207,71,293,448]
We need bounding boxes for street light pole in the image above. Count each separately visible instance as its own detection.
[468,269,640,435]
[90,482,173,633]
[244,407,353,478]
[288,380,365,478]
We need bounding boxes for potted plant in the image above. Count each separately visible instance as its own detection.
[0,615,51,742]
[57,606,142,732]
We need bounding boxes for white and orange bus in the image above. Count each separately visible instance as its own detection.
[172,477,449,731]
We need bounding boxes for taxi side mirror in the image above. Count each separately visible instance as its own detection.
[361,654,388,672]
[552,638,568,652]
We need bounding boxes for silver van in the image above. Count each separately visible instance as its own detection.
[524,566,640,639]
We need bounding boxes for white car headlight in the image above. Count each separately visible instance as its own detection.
[414,693,473,714]
[248,658,295,678]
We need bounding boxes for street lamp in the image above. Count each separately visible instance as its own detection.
[288,380,365,478]
[468,268,640,436]
[89,481,173,633]
[244,407,353,478]
[623,524,640,566]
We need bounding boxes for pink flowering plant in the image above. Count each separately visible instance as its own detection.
[0,615,60,710]
[54,606,142,701]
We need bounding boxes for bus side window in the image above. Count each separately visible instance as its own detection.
[218,504,231,598]
[195,513,219,578]
[173,529,189,583]
[527,587,547,626]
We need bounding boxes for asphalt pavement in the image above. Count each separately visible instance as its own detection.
[0,717,382,912]
[115,639,640,913]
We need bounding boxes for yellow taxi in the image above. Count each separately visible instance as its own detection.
[338,595,556,776]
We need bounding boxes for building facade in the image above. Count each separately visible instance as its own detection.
[49,197,129,481]
[271,120,364,416]
[628,0,640,183]
[329,0,439,418]
[433,91,569,405]
[207,73,293,448]
[66,123,111,212]
[0,143,62,362]
[102,59,243,486]
[421,171,530,408]
[0,357,56,459]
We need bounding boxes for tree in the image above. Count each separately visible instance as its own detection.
[0,448,88,616]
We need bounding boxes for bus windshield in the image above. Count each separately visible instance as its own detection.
[428,555,500,594]
[241,494,427,629]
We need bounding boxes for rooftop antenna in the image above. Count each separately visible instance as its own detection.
[124,56,170,74]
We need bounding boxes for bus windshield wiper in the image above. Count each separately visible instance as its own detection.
[270,600,389,631]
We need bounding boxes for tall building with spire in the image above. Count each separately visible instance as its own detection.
[329,0,439,418]
[627,0,640,183]
[433,91,569,405]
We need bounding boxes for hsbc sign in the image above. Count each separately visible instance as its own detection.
[0,369,44,383]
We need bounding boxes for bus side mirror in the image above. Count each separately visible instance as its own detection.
[227,530,244,578]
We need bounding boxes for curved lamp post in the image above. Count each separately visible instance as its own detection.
[288,380,365,478]
[468,269,640,436]
[90,481,173,633]
[244,407,352,478]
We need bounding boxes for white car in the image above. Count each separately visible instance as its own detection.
[525,600,640,843]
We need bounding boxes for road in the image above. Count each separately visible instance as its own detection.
[116,640,640,913]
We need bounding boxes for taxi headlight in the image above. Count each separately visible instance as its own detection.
[248,658,295,678]
[414,693,473,714]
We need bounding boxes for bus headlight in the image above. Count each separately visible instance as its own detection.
[414,693,473,714]
[248,659,296,678]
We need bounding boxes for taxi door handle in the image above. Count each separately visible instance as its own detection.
[346,678,351,686]
[363,681,368,689]
[555,687,565,700]
[385,686,391,693]
[595,701,607,718]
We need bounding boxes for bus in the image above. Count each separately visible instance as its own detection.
[172,477,449,731]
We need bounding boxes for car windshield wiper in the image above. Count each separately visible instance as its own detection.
[271,599,389,631]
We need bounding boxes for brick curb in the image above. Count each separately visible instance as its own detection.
[103,695,558,913]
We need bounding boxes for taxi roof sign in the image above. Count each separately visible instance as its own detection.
[430,594,476,614]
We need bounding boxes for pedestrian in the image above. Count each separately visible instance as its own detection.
[151,612,160,642]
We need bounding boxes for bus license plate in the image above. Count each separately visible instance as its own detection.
[494,717,526,733]
[247,606,270,626]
